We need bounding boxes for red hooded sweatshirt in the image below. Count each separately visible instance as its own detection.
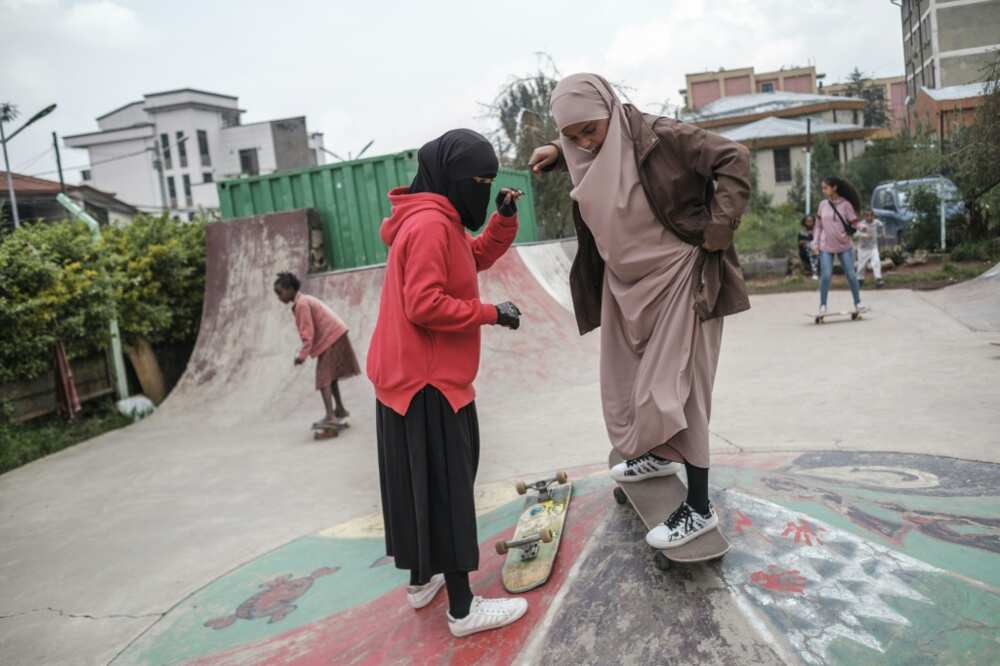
[367,187,518,416]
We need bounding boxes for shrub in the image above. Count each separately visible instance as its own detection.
[0,220,114,383]
[950,240,996,262]
[734,208,801,258]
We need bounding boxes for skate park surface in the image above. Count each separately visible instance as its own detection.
[1,210,998,665]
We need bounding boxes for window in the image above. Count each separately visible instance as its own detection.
[853,109,860,125]
[176,131,188,168]
[203,172,213,183]
[239,148,260,176]
[182,174,193,207]
[831,142,842,163]
[81,169,91,181]
[761,82,775,93]
[160,133,172,170]
[166,176,177,209]
[197,130,211,167]
[773,148,792,183]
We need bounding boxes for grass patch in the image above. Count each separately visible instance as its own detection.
[735,208,801,258]
[746,260,991,295]
[0,397,133,475]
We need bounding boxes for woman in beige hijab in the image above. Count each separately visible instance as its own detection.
[530,73,751,549]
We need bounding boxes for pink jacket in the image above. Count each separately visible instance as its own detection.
[293,293,348,362]
[814,198,858,253]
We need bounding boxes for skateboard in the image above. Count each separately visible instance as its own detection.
[311,420,349,440]
[608,451,730,571]
[496,471,572,593]
[807,309,866,324]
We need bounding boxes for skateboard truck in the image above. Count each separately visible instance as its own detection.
[515,471,569,502]
[495,528,554,560]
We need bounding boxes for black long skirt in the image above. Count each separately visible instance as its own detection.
[376,386,480,581]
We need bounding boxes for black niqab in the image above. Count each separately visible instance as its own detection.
[409,129,498,231]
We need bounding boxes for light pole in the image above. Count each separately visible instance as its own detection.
[150,133,188,214]
[1,103,57,228]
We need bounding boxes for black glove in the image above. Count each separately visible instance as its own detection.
[496,190,518,217]
[495,301,521,330]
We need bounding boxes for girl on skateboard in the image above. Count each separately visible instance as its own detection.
[529,74,751,550]
[811,176,866,315]
[367,129,528,638]
[273,271,360,429]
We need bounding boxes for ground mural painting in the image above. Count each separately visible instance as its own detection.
[113,453,1000,665]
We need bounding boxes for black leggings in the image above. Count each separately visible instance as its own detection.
[685,462,710,515]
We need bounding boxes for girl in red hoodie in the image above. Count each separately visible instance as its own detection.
[367,129,527,638]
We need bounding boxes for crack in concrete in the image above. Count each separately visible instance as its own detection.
[711,430,745,453]
[0,607,163,622]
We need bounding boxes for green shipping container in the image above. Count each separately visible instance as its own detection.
[217,151,538,270]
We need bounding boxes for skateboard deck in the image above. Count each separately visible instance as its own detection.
[608,451,730,569]
[311,420,349,440]
[806,309,865,324]
[497,474,572,593]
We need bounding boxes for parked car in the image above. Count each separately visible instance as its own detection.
[871,177,965,244]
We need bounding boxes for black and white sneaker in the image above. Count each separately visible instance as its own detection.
[646,502,718,549]
[610,452,682,483]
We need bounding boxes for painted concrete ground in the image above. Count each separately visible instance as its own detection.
[113,452,1000,665]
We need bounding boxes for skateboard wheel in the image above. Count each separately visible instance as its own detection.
[495,541,509,555]
[613,487,628,505]
[556,471,568,485]
[515,481,528,495]
[539,528,554,543]
[814,317,822,325]
[851,312,859,320]
[654,551,671,572]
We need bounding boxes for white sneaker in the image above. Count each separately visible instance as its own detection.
[811,274,819,281]
[818,305,828,315]
[448,596,528,638]
[854,302,869,314]
[610,452,682,483]
[646,502,719,550]
[407,573,445,610]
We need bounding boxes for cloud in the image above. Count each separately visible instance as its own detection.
[58,0,146,48]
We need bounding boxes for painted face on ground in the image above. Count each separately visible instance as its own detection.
[561,117,611,155]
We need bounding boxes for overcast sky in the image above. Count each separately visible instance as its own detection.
[2,0,905,185]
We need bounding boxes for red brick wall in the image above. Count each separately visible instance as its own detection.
[691,80,722,110]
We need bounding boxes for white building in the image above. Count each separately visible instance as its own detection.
[685,92,879,205]
[65,89,323,218]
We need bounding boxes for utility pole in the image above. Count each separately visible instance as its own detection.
[151,140,169,213]
[1,102,57,228]
[53,131,65,192]
[804,118,812,215]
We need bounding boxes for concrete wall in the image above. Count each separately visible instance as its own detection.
[271,118,314,171]
[724,75,752,96]
[751,138,866,206]
[97,102,147,131]
[941,50,1000,85]
[150,107,226,214]
[783,75,813,93]
[88,137,161,212]
[692,80,722,110]
[937,0,1000,52]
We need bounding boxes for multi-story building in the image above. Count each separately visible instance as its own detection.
[65,89,323,218]
[822,76,909,133]
[679,65,823,112]
[684,92,877,205]
[897,0,1000,100]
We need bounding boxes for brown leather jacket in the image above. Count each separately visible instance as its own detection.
[550,104,752,335]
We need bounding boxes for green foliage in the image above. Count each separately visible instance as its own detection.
[0,398,131,474]
[484,59,575,240]
[809,135,840,210]
[748,156,774,214]
[0,220,114,383]
[950,240,998,262]
[102,215,206,345]
[787,166,807,214]
[734,207,801,258]
[844,67,889,128]
[906,186,944,251]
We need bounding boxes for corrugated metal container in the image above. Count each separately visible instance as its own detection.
[217,152,538,270]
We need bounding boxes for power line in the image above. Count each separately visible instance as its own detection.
[28,146,151,178]
[14,146,53,172]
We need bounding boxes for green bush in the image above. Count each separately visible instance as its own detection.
[103,215,206,345]
[735,207,801,258]
[950,240,997,262]
[0,221,115,383]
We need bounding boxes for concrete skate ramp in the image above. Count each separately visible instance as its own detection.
[166,209,599,424]
[922,261,1000,332]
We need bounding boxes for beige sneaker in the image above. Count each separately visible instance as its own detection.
[447,596,528,638]
[407,574,445,610]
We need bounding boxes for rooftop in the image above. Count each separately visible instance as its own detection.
[922,82,989,102]
[685,91,864,121]
[0,171,137,212]
[717,116,866,142]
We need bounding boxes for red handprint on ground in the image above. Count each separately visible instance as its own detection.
[733,511,753,535]
[781,518,826,546]
[750,566,808,594]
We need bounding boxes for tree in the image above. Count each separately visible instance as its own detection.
[747,156,773,213]
[787,166,807,214]
[844,67,889,128]
[481,57,575,240]
[809,135,841,211]
[945,53,1000,241]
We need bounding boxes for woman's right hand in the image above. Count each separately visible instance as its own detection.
[528,144,559,174]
